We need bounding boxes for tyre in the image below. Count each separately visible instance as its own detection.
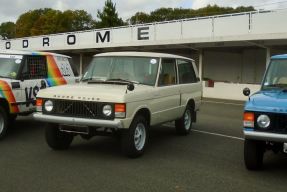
[121,115,148,158]
[244,139,265,170]
[45,123,74,150]
[175,105,193,135]
[0,106,8,140]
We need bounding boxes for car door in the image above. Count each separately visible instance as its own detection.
[17,55,48,112]
[150,58,181,124]
[177,59,202,114]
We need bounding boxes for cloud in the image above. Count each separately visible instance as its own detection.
[0,0,285,24]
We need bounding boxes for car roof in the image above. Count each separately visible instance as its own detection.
[94,51,194,61]
[0,49,71,58]
[271,54,287,59]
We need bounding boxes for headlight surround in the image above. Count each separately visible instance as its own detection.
[44,100,54,112]
[257,114,270,128]
[102,104,112,117]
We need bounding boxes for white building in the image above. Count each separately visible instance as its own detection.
[1,9,287,100]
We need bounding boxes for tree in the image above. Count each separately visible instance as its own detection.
[97,0,125,28]
[129,5,256,25]
[0,22,16,39]
[129,12,151,24]
[15,9,96,37]
[16,9,50,37]
[70,10,95,31]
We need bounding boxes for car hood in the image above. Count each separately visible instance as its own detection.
[245,90,287,113]
[37,83,154,103]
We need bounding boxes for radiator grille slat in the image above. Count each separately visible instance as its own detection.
[47,100,98,119]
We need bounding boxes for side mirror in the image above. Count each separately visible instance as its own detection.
[243,87,251,96]
[127,83,135,91]
[40,80,46,89]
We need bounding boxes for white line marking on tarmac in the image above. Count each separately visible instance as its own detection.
[203,100,244,106]
[192,129,244,141]
[164,124,244,141]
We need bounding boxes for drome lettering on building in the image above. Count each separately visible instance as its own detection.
[2,27,151,50]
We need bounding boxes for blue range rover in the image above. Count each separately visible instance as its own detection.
[243,54,287,170]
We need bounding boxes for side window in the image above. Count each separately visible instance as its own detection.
[177,59,197,84]
[22,56,47,79]
[158,58,176,86]
[68,58,79,77]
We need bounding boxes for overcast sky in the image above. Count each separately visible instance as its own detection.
[0,0,285,23]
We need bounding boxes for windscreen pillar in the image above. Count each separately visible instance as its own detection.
[266,48,271,68]
[199,50,203,80]
[80,53,83,76]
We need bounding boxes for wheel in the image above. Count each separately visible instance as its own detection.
[244,139,265,170]
[0,106,8,140]
[121,115,148,158]
[45,123,74,150]
[175,105,193,135]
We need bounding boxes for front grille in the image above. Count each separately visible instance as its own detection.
[43,99,114,120]
[254,112,287,134]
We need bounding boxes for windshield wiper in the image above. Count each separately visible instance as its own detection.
[264,83,287,88]
[106,78,139,84]
[0,75,9,79]
[82,77,105,82]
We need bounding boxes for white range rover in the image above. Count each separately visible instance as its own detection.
[34,52,202,157]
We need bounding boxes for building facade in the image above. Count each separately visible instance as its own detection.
[1,9,287,100]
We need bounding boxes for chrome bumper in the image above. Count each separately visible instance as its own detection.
[244,130,287,142]
[33,113,123,129]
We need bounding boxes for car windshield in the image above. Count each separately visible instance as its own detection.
[262,59,287,90]
[0,54,23,79]
[82,56,159,86]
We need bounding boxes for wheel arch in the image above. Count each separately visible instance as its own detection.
[186,99,196,122]
[133,107,151,127]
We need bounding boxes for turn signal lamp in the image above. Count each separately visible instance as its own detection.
[115,103,126,118]
[36,98,43,106]
[36,98,43,112]
[243,112,254,128]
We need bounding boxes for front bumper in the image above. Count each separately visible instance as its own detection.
[244,129,287,142]
[33,113,124,129]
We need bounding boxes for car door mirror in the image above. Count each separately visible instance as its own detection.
[243,87,251,96]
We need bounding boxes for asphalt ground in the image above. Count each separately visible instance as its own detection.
[0,100,287,192]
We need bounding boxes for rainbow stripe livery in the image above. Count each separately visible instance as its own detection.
[0,80,19,113]
[46,55,67,87]
[32,52,67,87]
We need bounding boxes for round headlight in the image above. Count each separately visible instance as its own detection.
[257,114,270,128]
[103,105,112,116]
[44,100,54,112]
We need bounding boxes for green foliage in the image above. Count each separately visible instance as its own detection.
[0,3,256,38]
[129,5,256,24]
[97,0,125,28]
[15,9,95,37]
[0,22,16,39]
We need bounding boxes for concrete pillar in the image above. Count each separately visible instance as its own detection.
[79,53,83,76]
[198,50,203,80]
[266,47,271,68]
